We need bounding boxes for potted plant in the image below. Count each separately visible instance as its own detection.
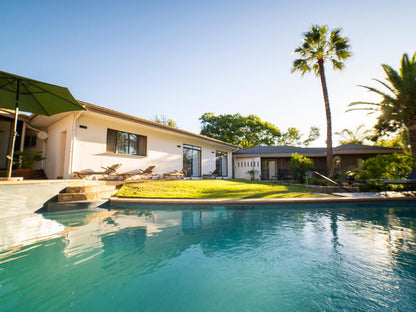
[13,150,46,179]
[246,169,259,180]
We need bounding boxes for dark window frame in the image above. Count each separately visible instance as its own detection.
[106,129,147,156]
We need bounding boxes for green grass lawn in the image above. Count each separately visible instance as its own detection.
[116,179,326,199]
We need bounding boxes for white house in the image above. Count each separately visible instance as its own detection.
[26,101,237,179]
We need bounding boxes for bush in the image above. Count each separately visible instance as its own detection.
[290,153,315,184]
[358,153,414,180]
[357,153,415,191]
[308,177,329,186]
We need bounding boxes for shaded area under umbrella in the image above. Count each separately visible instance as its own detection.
[0,71,85,179]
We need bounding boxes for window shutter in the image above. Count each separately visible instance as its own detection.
[106,129,117,153]
[138,135,147,156]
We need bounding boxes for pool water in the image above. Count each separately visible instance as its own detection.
[1,204,416,311]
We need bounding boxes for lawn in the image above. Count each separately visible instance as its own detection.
[116,179,326,199]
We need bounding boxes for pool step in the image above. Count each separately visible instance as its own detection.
[47,199,109,212]
[57,182,119,202]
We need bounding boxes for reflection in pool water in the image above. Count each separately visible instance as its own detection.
[1,204,416,311]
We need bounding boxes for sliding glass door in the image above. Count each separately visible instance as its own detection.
[216,151,228,177]
[183,144,201,177]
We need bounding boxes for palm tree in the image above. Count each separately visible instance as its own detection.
[349,53,416,159]
[335,124,372,145]
[292,24,351,175]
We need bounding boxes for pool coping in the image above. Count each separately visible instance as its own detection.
[110,194,416,206]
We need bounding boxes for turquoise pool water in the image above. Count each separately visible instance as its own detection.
[1,203,416,311]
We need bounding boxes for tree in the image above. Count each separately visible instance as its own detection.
[199,113,280,147]
[292,24,352,174]
[373,130,409,152]
[290,153,315,184]
[199,113,320,148]
[348,53,416,159]
[152,114,177,128]
[335,124,372,145]
[276,126,320,146]
[302,126,320,147]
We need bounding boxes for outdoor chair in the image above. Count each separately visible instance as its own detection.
[73,163,121,180]
[163,169,187,180]
[383,169,416,192]
[119,165,156,180]
[202,169,220,179]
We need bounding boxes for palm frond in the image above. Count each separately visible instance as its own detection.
[372,78,396,95]
[349,101,382,107]
[331,59,344,71]
[291,24,351,79]
[358,85,391,99]
[382,65,406,96]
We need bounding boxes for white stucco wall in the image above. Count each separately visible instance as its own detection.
[234,157,261,180]
[41,110,234,179]
[43,114,75,179]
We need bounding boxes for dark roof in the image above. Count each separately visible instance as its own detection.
[233,146,326,156]
[333,143,400,152]
[233,143,402,157]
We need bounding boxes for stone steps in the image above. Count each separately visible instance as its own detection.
[57,181,119,202]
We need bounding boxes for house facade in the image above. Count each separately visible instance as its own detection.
[26,102,237,179]
[233,144,403,180]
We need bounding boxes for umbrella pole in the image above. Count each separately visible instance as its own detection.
[6,81,20,179]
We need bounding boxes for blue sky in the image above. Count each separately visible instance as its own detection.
[2,1,415,146]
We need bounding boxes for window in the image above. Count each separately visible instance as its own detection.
[24,129,38,148]
[24,134,37,148]
[183,144,201,177]
[216,151,228,177]
[106,129,147,156]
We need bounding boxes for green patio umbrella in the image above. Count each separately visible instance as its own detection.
[0,70,85,178]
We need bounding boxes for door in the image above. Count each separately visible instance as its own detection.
[216,151,228,177]
[261,159,276,180]
[183,144,201,177]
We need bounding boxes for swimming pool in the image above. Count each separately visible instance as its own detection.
[1,202,415,311]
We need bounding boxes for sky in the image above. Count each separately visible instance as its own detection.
[2,0,415,146]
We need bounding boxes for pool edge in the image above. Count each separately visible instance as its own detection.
[109,195,416,206]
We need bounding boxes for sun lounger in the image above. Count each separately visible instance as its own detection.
[73,163,121,180]
[383,169,416,192]
[119,165,156,180]
[163,169,186,180]
[202,169,220,179]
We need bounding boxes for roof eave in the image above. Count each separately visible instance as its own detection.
[80,101,239,150]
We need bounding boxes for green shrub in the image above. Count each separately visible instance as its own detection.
[290,153,315,184]
[358,153,414,180]
[357,153,414,191]
[308,177,329,186]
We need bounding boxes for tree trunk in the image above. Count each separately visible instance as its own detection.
[318,59,333,176]
[407,117,416,161]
